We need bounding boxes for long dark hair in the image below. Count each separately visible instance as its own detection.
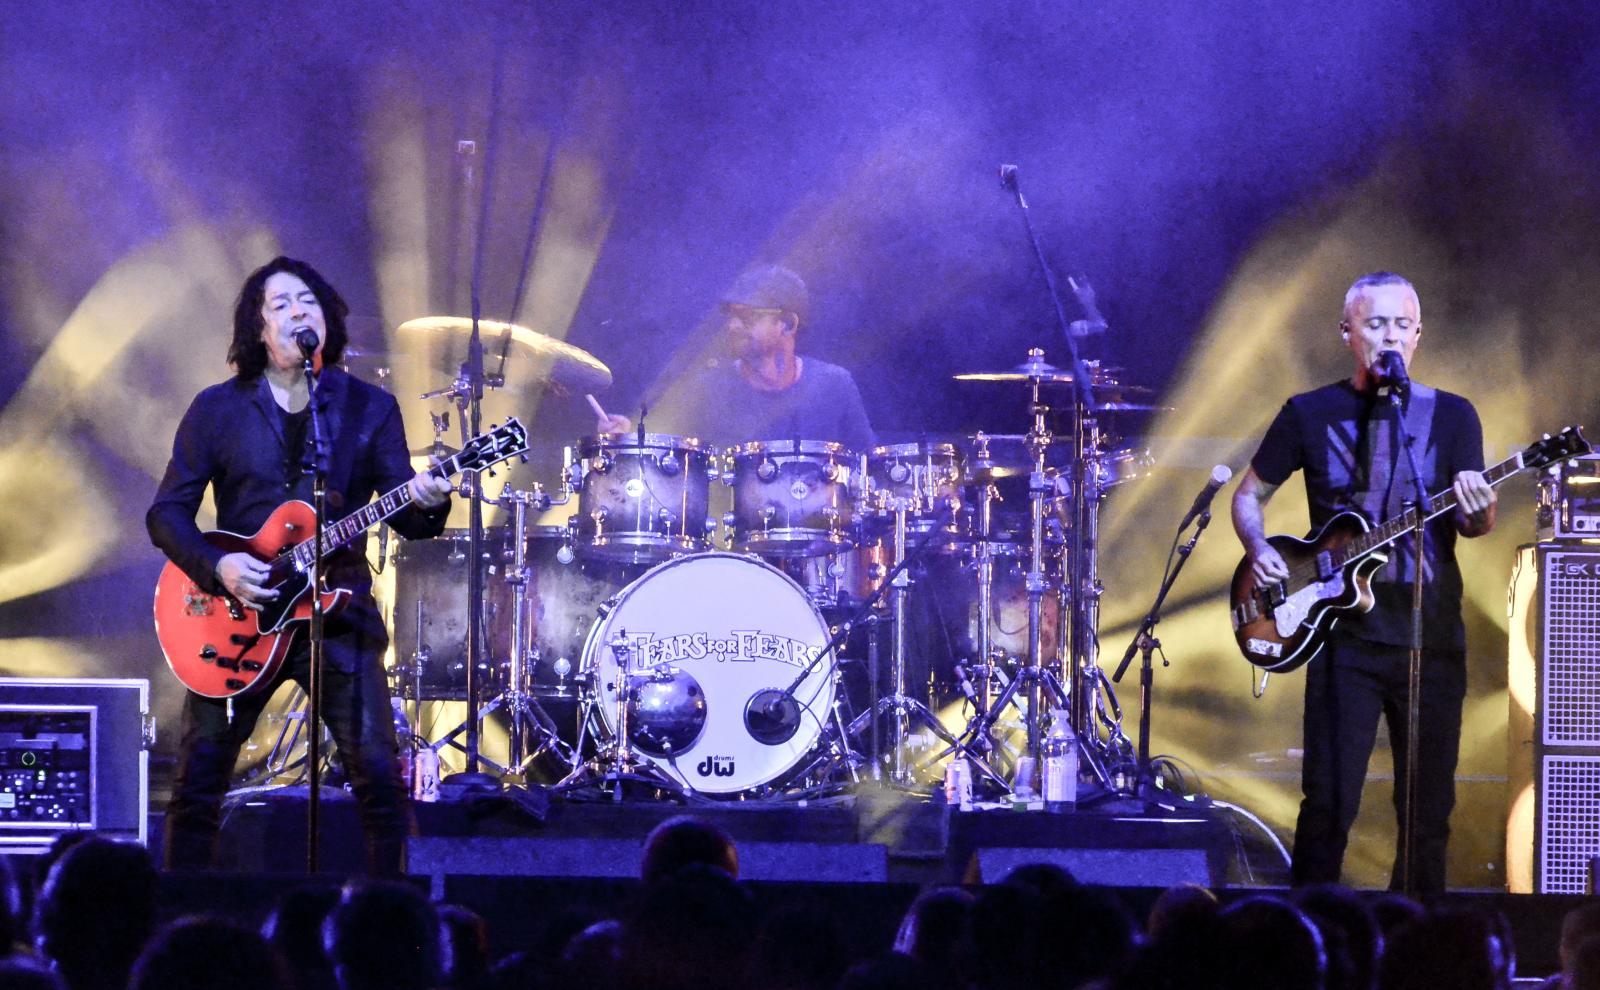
[228,255,350,378]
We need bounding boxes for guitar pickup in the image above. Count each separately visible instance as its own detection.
[1315,550,1335,582]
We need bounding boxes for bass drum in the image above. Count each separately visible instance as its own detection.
[583,553,836,795]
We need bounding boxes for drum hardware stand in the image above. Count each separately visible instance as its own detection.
[480,486,574,777]
[840,504,987,789]
[1111,493,1219,804]
[553,632,692,801]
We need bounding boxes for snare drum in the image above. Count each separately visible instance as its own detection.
[582,553,836,795]
[727,440,858,557]
[867,442,963,531]
[573,433,714,563]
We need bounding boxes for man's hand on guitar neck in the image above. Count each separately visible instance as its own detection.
[216,552,278,610]
[1452,469,1496,538]
[409,468,454,510]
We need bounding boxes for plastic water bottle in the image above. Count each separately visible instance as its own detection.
[1041,709,1078,811]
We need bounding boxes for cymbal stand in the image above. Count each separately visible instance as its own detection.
[1060,419,1131,792]
[476,486,574,777]
[963,376,1072,786]
[845,502,982,789]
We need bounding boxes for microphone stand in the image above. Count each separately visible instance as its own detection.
[1112,504,1216,806]
[1000,165,1101,774]
[300,355,331,872]
[1389,380,1431,895]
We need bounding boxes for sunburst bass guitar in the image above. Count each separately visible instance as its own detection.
[1229,426,1589,673]
[153,418,528,698]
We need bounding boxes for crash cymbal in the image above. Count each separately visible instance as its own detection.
[395,316,612,392]
[953,354,1076,383]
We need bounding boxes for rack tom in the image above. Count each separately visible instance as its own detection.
[867,442,964,531]
[727,440,858,557]
[573,433,714,563]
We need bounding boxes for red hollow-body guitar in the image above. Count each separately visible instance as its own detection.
[153,418,528,698]
[1228,426,1588,673]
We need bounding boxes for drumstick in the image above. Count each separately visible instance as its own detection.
[585,393,609,421]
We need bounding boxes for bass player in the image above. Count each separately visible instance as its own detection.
[147,256,453,873]
[1230,271,1496,894]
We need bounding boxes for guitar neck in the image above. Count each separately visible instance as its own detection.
[1342,450,1526,562]
[287,457,460,570]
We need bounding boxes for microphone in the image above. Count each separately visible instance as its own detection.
[1179,464,1233,528]
[997,163,1027,209]
[294,328,319,359]
[744,688,801,745]
[1066,275,1108,333]
[1377,349,1409,389]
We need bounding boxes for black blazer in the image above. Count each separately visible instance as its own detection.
[147,368,448,669]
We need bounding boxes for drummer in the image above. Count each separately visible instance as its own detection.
[592,264,875,451]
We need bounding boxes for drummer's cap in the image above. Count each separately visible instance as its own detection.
[720,265,808,325]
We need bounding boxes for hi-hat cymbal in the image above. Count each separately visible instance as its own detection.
[393,316,612,393]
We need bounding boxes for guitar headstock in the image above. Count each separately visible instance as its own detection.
[1523,426,1591,470]
[452,418,530,475]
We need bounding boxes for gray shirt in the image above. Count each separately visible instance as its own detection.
[650,356,876,452]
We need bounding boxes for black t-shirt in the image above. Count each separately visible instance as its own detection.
[1250,379,1485,650]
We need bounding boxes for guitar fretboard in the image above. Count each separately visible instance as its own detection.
[1288,451,1525,587]
[282,423,520,571]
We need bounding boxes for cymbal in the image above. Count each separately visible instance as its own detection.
[953,358,1156,396]
[953,354,1075,383]
[394,316,612,392]
[1091,401,1173,413]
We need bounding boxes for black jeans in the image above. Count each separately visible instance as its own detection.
[1292,636,1466,894]
[164,625,411,874]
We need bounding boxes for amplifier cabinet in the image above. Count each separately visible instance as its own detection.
[1508,547,1600,893]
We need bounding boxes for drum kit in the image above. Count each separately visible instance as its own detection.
[369,312,1168,806]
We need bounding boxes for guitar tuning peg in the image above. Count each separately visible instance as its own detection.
[1544,432,1552,439]
[519,454,529,463]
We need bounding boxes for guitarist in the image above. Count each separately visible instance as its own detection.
[1230,272,1497,894]
[146,256,453,873]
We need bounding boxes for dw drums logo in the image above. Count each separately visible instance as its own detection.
[622,630,823,669]
[696,755,736,778]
